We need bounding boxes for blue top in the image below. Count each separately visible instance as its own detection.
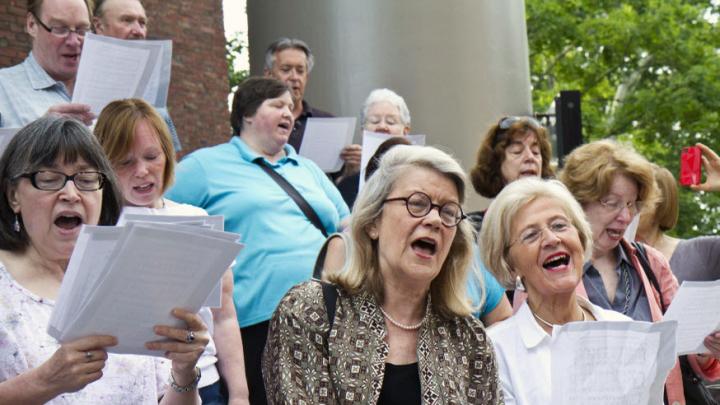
[468,245,505,319]
[0,53,182,151]
[583,243,652,321]
[166,136,350,327]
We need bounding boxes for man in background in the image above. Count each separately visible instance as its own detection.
[92,0,182,151]
[264,37,361,181]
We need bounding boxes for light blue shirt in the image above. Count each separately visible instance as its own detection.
[0,53,70,128]
[166,136,350,327]
[468,245,505,319]
[0,53,182,151]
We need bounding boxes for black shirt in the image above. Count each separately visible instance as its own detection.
[377,363,421,405]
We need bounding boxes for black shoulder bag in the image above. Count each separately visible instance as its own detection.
[254,159,329,239]
[632,242,719,405]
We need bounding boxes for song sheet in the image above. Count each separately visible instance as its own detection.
[663,280,720,354]
[358,131,426,190]
[48,222,242,356]
[551,320,677,405]
[299,117,357,172]
[118,211,227,307]
[72,33,172,114]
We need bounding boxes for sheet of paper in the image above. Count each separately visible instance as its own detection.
[663,280,720,354]
[358,131,426,191]
[48,226,123,337]
[624,214,640,241]
[298,117,357,172]
[58,223,243,355]
[118,211,228,307]
[0,128,19,155]
[72,33,171,114]
[551,320,677,405]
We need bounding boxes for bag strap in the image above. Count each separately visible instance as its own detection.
[254,159,329,238]
[320,281,338,330]
[631,241,665,311]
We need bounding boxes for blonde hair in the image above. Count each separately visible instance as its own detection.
[559,139,656,209]
[480,177,593,289]
[94,99,176,192]
[327,145,476,318]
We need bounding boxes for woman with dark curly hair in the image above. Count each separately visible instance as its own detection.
[468,116,554,231]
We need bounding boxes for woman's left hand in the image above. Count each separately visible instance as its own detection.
[146,308,209,378]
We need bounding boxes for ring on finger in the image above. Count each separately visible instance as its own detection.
[85,351,93,361]
[185,330,195,344]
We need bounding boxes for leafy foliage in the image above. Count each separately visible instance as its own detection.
[527,0,720,236]
[226,31,249,91]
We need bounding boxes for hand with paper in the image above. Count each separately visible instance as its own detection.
[0,117,220,404]
[45,103,95,125]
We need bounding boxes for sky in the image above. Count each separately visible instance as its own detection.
[223,0,250,71]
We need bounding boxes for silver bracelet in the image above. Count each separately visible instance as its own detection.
[169,366,201,393]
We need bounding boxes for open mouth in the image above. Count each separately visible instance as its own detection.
[411,237,437,256]
[606,228,624,239]
[542,253,570,270]
[134,183,154,193]
[278,121,291,131]
[54,215,82,230]
[520,170,538,177]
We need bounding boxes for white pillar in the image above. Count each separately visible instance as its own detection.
[247,0,531,210]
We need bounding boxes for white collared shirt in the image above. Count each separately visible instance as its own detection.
[487,297,629,405]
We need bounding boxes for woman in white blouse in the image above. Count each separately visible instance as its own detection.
[479,177,629,404]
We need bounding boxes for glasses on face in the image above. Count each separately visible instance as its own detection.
[509,218,574,247]
[32,12,90,38]
[598,197,643,217]
[384,191,465,227]
[498,116,542,131]
[15,170,106,191]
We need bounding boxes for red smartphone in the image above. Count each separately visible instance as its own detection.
[680,146,702,186]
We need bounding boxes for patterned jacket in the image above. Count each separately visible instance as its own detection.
[263,281,504,404]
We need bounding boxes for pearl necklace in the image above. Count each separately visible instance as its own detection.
[532,307,587,329]
[379,306,425,331]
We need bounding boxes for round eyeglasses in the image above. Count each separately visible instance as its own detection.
[15,170,106,192]
[383,191,465,227]
[598,197,643,217]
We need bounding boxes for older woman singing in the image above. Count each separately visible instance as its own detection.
[263,145,503,404]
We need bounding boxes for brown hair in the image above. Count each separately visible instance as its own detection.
[470,117,554,198]
[559,139,656,209]
[230,77,290,136]
[650,164,679,231]
[364,136,412,181]
[93,98,175,193]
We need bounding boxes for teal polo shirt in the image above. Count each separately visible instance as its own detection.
[166,136,350,327]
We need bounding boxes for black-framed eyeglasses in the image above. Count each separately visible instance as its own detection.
[14,170,106,191]
[384,191,465,227]
[31,12,90,38]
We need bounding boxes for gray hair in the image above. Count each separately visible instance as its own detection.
[327,145,477,318]
[479,177,593,289]
[361,88,411,128]
[93,0,144,17]
[264,37,315,72]
[0,116,123,251]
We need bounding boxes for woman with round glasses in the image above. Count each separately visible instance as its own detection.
[481,177,630,404]
[560,139,720,404]
[0,116,209,404]
[468,116,555,230]
[263,145,503,404]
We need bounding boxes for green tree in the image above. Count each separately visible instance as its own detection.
[527,0,720,236]
[226,31,249,91]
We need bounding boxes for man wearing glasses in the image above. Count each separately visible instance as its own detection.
[0,0,95,128]
[91,0,182,151]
